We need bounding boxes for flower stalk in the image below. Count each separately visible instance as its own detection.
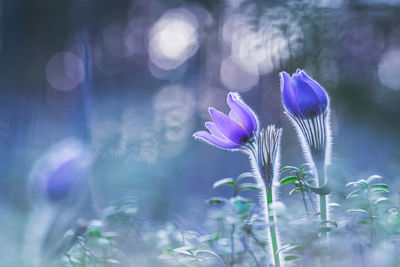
[246,126,282,267]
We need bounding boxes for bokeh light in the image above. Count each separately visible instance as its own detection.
[45,52,85,91]
[148,8,199,70]
[378,49,400,91]
[220,55,259,92]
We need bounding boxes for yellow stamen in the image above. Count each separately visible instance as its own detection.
[236,120,246,130]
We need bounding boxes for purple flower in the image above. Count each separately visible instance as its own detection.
[280,69,328,118]
[29,138,92,202]
[193,92,258,149]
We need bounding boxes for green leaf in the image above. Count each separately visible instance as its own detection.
[320,220,338,228]
[318,226,331,233]
[307,182,331,195]
[366,175,382,185]
[284,255,299,261]
[374,197,388,204]
[237,183,261,192]
[281,166,299,173]
[174,247,193,256]
[328,203,340,207]
[346,189,360,199]
[237,172,254,181]
[275,244,299,255]
[88,229,102,237]
[345,181,360,187]
[370,183,390,190]
[289,188,300,196]
[213,178,235,189]
[300,164,309,172]
[357,179,368,188]
[280,177,298,185]
[205,197,226,205]
[193,250,220,258]
[231,198,249,213]
[346,209,368,214]
[369,188,390,194]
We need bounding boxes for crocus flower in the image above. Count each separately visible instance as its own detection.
[280,69,330,152]
[194,92,282,266]
[29,138,92,202]
[280,69,328,119]
[280,69,332,231]
[193,92,258,149]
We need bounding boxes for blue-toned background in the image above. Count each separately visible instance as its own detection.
[0,0,400,261]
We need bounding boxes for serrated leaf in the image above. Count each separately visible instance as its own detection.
[213,178,235,189]
[346,189,360,199]
[237,172,254,181]
[280,177,298,185]
[284,255,299,261]
[366,175,382,184]
[237,183,261,191]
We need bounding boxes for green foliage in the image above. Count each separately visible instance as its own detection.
[56,170,400,267]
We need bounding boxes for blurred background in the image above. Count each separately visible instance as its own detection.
[0,0,400,263]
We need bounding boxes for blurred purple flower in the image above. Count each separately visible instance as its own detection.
[280,69,328,118]
[29,138,92,202]
[193,92,258,149]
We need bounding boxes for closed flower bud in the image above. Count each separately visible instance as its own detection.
[280,69,328,119]
[28,138,92,202]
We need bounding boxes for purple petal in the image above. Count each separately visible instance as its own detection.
[193,131,240,149]
[291,72,325,116]
[226,92,258,134]
[280,71,302,116]
[228,110,240,122]
[209,107,250,145]
[298,70,328,109]
[205,122,225,139]
[46,158,81,201]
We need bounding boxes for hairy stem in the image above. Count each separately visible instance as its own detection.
[315,158,327,237]
[230,224,235,266]
[266,186,280,267]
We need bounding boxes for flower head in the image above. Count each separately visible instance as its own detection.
[257,125,282,187]
[29,138,92,202]
[280,69,328,118]
[193,92,258,149]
